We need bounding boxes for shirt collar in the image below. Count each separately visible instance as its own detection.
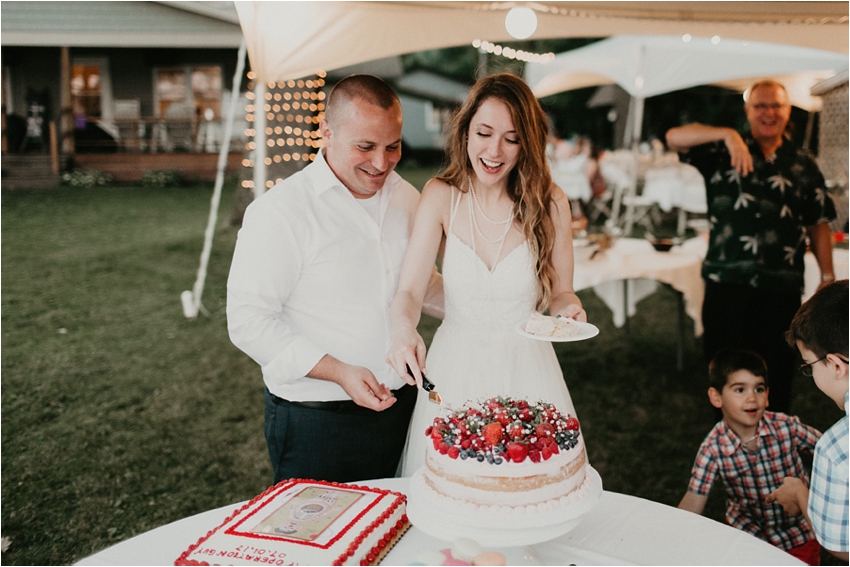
[308,149,400,198]
[308,149,346,195]
[844,391,849,416]
[716,414,775,455]
[743,133,796,161]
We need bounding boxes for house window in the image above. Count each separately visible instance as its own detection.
[154,66,222,119]
[71,64,102,124]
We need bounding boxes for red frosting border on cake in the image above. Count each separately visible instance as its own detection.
[174,479,407,566]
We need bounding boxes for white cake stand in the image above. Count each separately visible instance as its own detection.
[406,466,603,548]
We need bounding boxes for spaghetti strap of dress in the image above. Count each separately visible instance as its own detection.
[448,185,463,233]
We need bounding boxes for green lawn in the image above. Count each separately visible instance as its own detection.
[1,174,843,565]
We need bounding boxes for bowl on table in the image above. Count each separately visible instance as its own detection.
[651,238,675,252]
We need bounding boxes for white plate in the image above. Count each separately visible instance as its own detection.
[516,318,600,342]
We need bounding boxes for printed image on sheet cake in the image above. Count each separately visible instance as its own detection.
[176,480,409,566]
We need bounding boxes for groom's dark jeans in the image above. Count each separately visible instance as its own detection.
[264,384,416,484]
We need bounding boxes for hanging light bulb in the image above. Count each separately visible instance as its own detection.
[505,7,537,40]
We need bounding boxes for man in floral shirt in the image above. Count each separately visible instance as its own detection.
[666,81,837,414]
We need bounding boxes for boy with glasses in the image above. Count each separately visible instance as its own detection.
[767,279,849,562]
[679,348,822,564]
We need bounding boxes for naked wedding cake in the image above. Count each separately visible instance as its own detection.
[175,479,409,566]
[407,397,602,546]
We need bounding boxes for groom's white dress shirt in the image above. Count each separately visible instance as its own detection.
[227,150,421,402]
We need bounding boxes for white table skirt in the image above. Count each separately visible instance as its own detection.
[76,477,802,566]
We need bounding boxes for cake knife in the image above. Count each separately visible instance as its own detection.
[406,364,442,404]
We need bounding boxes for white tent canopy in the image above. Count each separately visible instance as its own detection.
[234,2,847,86]
[184,1,848,318]
[524,35,848,111]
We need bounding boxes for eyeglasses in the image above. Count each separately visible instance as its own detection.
[800,355,850,377]
[750,103,788,112]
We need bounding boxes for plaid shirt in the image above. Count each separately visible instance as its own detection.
[807,391,849,551]
[688,411,821,550]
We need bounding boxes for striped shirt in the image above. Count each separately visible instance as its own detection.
[807,392,849,551]
[688,411,821,550]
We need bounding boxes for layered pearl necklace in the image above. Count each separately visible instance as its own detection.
[467,176,514,270]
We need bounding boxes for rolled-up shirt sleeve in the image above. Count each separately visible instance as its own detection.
[226,199,326,388]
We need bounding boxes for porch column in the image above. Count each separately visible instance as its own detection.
[60,46,74,154]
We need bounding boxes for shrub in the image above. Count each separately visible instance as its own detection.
[60,169,113,188]
[142,169,183,188]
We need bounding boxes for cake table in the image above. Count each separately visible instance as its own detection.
[75,477,803,566]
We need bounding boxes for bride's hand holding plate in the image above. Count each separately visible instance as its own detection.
[555,301,587,323]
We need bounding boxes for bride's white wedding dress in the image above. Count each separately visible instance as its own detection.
[400,188,576,476]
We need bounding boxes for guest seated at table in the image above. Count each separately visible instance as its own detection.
[767,280,849,563]
[678,348,822,565]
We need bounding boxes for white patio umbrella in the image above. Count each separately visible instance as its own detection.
[524,34,847,146]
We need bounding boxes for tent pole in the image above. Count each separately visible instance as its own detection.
[181,40,247,320]
[252,81,268,199]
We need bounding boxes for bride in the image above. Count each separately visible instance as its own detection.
[386,73,587,476]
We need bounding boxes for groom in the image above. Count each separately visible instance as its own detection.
[227,74,443,484]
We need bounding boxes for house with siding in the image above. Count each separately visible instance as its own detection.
[2,1,246,187]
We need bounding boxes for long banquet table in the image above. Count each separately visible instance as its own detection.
[76,477,802,566]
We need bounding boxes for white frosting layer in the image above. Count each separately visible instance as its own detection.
[408,465,601,532]
[423,437,586,508]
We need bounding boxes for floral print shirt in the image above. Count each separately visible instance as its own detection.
[680,135,836,293]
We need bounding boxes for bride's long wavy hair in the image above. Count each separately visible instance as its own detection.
[437,73,558,310]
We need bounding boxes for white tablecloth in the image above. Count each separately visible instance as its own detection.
[642,164,707,214]
[575,238,706,336]
[76,477,801,566]
[579,238,850,337]
[682,238,849,301]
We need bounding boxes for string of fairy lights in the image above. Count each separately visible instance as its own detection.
[240,71,328,191]
[472,39,555,64]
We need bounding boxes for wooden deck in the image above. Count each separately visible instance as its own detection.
[73,152,243,183]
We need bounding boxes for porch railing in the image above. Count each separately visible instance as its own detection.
[75,116,246,154]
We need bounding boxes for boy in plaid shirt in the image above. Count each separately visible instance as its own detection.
[768,280,848,562]
[679,348,822,565]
